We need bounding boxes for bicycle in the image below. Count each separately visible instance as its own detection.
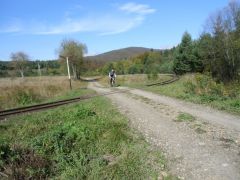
[110,77,115,87]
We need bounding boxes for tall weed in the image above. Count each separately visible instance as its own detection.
[184,74,224,96]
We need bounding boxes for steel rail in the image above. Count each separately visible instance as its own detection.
[0,90,128,119]
[146,75,179,86]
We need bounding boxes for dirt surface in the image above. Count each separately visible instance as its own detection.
[88,82,240,180]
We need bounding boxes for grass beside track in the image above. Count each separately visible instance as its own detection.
[144,76,240,115]
[0,89,171,179]
[0,76,89,110]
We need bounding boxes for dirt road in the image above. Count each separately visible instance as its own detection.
[88,82,240,180]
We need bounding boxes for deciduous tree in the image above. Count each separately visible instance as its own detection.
[59,39,87,79]
[10,51,29,78]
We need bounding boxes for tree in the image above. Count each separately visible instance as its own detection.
[173,32,194,74]
[102,62,114,75]
[59,39,87,79]
[201,1,240,81]
[10,52,29,78]
[115,61,125,75]
[198,33,215,73]
[191,41,204,72]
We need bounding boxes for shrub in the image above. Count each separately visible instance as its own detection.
[230,100,240,108]
[184,74,224,96]
[15,87,42,105]
[158,61,174,73]
[184,81,196,94]
[0,142,51,179]
[4,86,42,106]
[147,71,158,80]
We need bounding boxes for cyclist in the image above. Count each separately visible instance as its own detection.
[109,69,116,86]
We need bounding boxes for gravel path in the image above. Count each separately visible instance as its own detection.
[88,82,240,180]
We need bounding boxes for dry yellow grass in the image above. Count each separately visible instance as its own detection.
[0,76,87,109]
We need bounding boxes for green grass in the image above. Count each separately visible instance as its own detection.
[45,87,95,103]
[176,113,195,122]
[0,90,170,179]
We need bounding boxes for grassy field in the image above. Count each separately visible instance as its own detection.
[0,91,171,179]
[0,76,89,110]
[111,74,240,115]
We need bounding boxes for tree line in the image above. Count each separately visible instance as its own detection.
[0,59,61,77]
[173,1,240,82]
[1,1,239,83]
[98,49,174,77]
[0,39,87,79]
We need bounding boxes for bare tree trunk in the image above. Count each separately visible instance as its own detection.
[76,68,80,79]
[71,64,77,79]
[20,70,24,78]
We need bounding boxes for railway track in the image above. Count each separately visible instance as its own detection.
[0,90,128,120]
[146,75,179,86]
[0,75,179,119]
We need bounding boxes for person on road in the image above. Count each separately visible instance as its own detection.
[109,69,116,86]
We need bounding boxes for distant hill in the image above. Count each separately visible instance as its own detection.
[86,47,161,62]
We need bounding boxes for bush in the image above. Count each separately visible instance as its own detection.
[185,74,224,97]
[158,61,174,73]
[184,81,196,94]
[128,64,143,74]
[230,100,240,108]
[0,142,51,179]
[5,86,42,106]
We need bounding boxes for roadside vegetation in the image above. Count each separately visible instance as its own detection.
[0,95,169,179]
[112,74,240,115]
[0,76,89,110]
[146,74,240,115]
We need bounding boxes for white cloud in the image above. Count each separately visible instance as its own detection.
[1,2,156,35]
[119,2,156,15]
[36,15,144,35]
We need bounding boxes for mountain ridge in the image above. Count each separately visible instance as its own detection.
[85,47,161,62]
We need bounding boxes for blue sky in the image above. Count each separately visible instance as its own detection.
[0,0,230,60]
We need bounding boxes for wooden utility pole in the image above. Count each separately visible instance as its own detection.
[60,55,72,90]
[38,63,42,76]
[66,57,72,90]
